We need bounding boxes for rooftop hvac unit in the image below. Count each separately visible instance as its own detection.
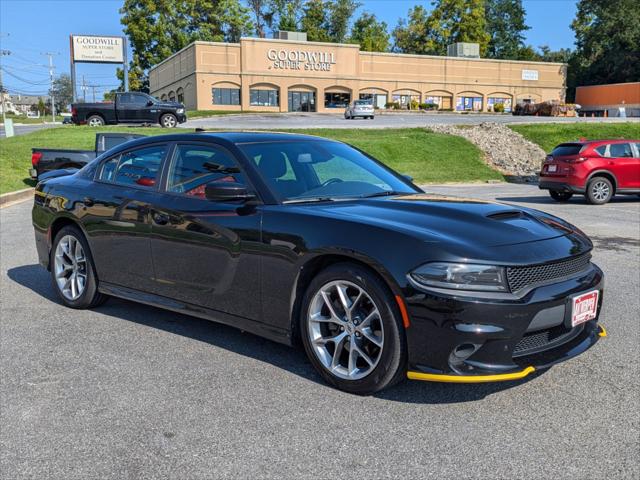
[447,43,480,58]
[272,31,308,42]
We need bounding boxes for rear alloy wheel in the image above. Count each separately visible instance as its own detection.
[549,190,573,202]
[51,226,107,309]
[87,115,104,127]
[161,113,178,128]
[301,263,406,394]
[586,177,613,205]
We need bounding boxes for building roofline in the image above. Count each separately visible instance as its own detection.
[150,38,567,73]
[576,81,640,89]
[360,50,566,66]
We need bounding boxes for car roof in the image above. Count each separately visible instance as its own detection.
[557,139,638,147]
[102,131,338,156]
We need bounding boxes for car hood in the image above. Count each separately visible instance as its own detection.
[299,193,579,248]
[155,101,184,109]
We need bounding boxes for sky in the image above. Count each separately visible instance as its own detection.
[0,0,579,100]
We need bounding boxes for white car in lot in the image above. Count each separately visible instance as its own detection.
[344,100,375,120]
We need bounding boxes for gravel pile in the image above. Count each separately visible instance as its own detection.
[428,122,547,181]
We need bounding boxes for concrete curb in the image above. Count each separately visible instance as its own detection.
[0,188,34,208]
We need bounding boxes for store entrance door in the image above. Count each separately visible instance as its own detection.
[288,91,316,112]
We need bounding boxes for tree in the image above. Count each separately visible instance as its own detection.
[485,0,529,59]
[538,45,572,63]
[301,0,331,42]
[327,0,361,43]
[50,73,73,112]
[37,97,46,116]
[268,0,303,31]
[392,5,435,54]
[427,0,491,56]
[571,0,640,86]
[247,0,273,38]
[119,0,253,91]
[350,13,390,52]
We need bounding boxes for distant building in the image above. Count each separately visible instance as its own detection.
[10,94,48,115]
[575,82,640,117]
[149,36,567,113]
[0,92,17,114]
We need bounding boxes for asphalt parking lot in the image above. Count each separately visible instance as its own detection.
[182,112,637,130]
[1,184,638,479]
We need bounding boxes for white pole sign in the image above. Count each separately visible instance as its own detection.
[72,35,124,63]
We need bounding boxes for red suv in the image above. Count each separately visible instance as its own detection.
[539,139,640,204]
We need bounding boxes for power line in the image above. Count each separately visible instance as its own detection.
[0,67,51,85]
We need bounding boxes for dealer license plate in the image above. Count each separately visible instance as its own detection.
[571,290,599,327]
[548,164,557,172]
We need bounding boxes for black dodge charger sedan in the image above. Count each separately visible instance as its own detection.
[32,132,606,394]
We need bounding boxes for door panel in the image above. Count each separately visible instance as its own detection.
[85,144,167,288]
[148,143,263,320]
[607,143,639,189]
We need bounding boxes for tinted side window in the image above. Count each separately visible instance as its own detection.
[99,156,120,182]
[130,94,150,106]
[634,143,640,158]
[167,144,245,198]
[551,144,583,156]
[595,145,608,157]
[109,145,166,188]
[609,143,633,158]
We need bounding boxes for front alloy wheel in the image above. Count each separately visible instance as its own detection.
[307,280,384,380]
[161,113,178,128]
[300,263,406,394]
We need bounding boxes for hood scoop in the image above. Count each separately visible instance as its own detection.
[486,210,524,221]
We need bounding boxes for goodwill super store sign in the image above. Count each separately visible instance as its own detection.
[72,35,124,63]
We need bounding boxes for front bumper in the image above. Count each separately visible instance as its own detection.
[404,264,604,382]
[176,113,187,123]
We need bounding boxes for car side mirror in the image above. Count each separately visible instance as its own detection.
[403,174,414,182]
[205,182,256,202]
[146,100,154,106]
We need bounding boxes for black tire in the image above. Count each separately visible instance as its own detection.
[300,262,407,395]
[160,113,178,128]
[586,176,614,205]
[87,114,104,127]
[50,225,107,309]
[549,190,573,202]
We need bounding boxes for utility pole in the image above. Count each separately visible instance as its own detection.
[0,49,10,127]
[42,52,58,122]
[82,75,86,102]
[91,84,96,102]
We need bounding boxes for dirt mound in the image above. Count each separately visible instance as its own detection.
[428,122,547,181]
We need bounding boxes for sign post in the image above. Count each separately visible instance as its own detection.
[69,34,127,102]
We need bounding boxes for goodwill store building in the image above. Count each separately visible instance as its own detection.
[149,37,567,114]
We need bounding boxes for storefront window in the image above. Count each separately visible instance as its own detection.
[456,96,483,111]
[392,94,421,109]
[487,97,512,112]
[250,89,279,106]
[288,91,316,112]
[324,92,351,108]
[213,88,241,106]
[359,93,387,109]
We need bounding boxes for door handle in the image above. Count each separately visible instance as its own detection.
[83,196,94,206]
[153,212,169,225]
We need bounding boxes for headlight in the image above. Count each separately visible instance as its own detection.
[176,108,185,114]
[410,262,508,292]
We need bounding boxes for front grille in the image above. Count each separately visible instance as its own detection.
[507,253,591,293]
[513,324,582,357]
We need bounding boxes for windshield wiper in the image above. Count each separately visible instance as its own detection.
[360,190,404,198]
[282,196,337,204]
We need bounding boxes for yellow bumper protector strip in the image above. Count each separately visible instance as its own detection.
[407,366,536,383]
[598,324,607,337]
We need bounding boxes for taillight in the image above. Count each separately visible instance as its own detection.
[31,152,43,166]
[566,156,588,163]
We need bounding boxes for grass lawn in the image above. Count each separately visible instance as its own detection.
[510,122,640,152]
[2,115,65,125]
[0,126,502,194]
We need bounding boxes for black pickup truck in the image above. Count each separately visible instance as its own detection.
[30,132,145,180]
[71,92,187,128]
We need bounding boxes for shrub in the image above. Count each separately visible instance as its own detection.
[493,103,505,113]
[409,99,420,110]
[384,102,401,110]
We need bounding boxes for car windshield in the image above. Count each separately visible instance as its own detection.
[239,140,418,202]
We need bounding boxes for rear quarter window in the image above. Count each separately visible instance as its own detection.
[551,144,584,156]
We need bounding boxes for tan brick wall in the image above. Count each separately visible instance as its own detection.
[149,38,567,113]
